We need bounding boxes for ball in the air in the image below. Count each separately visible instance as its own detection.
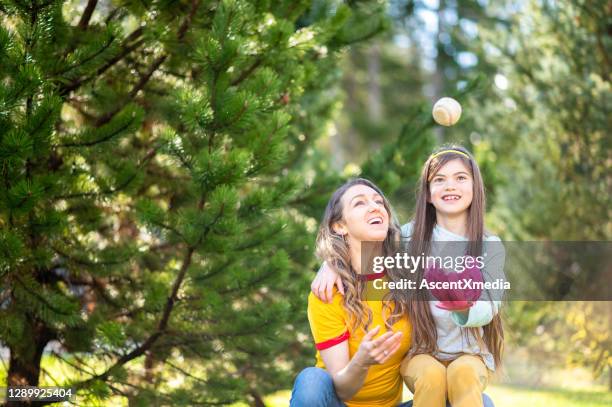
[432,97,462,126]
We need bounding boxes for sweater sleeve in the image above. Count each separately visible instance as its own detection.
[451,300,501,327]
[452,236,505,327]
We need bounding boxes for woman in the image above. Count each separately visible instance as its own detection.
[290,178,412,407]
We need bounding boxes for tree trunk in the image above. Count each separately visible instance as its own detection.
[432,0,447,144]
[250,391,265,407]
[4,319,53,407]
[367,42,382,122]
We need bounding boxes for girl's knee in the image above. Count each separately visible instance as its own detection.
[447,360,488,395]
[419,363,446,383]
[413,362,446,390]
[403,354,446,390]
[447,361,479,380]
[447,357,486,386]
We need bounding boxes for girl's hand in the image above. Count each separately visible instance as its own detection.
[311,262,345,303]
[354,326,403,367]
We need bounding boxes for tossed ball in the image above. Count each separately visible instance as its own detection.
[432,97,462,126]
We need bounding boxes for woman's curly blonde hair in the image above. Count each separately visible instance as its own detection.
[315,178,408,334]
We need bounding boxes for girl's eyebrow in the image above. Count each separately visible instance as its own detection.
[433,171,470,177]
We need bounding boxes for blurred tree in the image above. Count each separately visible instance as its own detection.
[0,0,388,404]
[329,0,510,220]
[472,0,611,388]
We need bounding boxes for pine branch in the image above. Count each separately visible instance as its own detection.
[51,350,97,377]
[192,259,233,282]
[52,247,114,268]
[92,1,200,130]
[92,0,201,127]
[73,247,195,388]
[14,275,74,316]
[40,366,61,386]
[53,147,157,199]
[163,326,271,343]
[146,218,185,241]
[48,266,126,311]
[178,0,201,41]
[67,97,97,121]
[94,54,167,127]
[163,359,208,385]
[230,57,263,86]
[77,0,98,31]
[60,109,139,147]
[55,34,117,77]
[112,305,146,319]
[72,196,218,390]
[28,103,59,137]
[104,7,122,24]
[218,271,273,295]
[59,28,145,96]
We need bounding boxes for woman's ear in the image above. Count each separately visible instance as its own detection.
[332,221,347,236]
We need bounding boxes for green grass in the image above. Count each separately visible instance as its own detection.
[486,384,612,407]
[241,385,612,407]
[3,356,610,406]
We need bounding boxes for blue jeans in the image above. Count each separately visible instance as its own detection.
[290,367,495,407]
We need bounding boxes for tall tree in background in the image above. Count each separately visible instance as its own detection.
[329,0,509,219]
[0,0,388,404]
[471,0,611,388]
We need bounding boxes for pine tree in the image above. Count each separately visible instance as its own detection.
[0,0,388,404]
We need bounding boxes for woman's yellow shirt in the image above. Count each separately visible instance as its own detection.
[307,287,412,407]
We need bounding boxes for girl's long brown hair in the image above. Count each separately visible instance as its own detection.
[315,178,407,333]
[407,145,504,368]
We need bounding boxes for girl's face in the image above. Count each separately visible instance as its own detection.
[334,184,389,242]
[428,159,473,217]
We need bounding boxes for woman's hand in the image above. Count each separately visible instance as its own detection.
[354,326,403,367]
[311,262,344,303]
[318,327,403,401]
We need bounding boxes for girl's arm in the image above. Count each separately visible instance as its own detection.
[311,261,344,303]
[452,239,505,327]
[312,220,414,303]
[320,326,403,401]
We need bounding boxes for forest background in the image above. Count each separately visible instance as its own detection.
[0,0,610,406]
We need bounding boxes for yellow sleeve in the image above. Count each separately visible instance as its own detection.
[307,291,350,350]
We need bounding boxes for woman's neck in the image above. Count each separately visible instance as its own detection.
[435,212,468,238]
[347,237,383,274]
[348,238,362,273]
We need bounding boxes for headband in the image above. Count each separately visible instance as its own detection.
[429,149,470,160]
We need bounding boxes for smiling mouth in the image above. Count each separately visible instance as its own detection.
[442,195,461,201]
[367,216,383,225]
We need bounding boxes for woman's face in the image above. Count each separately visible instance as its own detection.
[334,184,389,242]
[428,158,474,217]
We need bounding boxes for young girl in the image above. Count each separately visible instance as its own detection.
[312,146,504,407]
[291,178,413,407]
